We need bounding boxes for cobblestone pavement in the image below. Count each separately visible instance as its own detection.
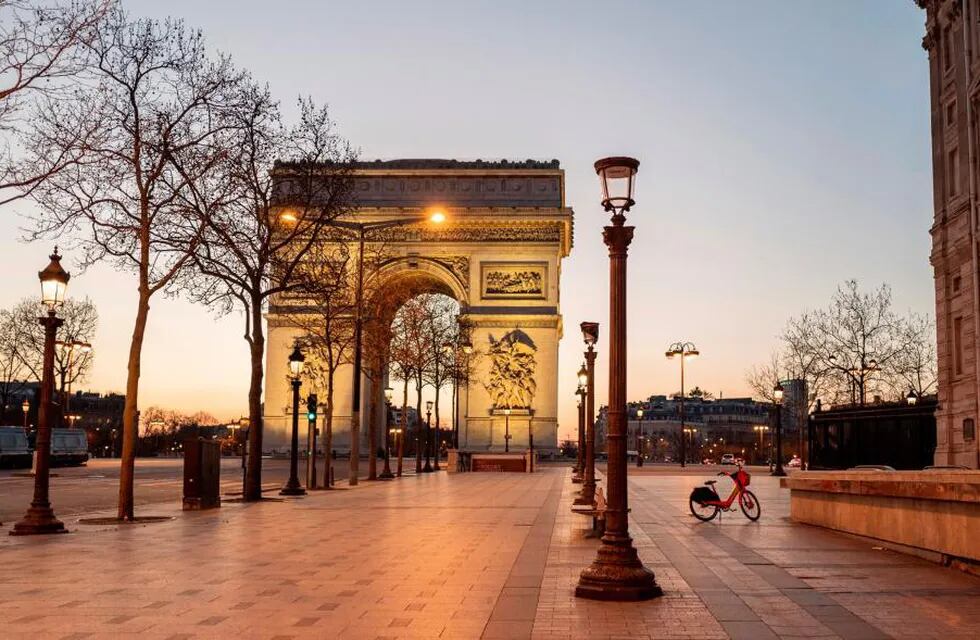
[1,466,978,639]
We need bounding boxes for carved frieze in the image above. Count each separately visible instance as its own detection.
[352,175,562,208]
[374,222,563,244]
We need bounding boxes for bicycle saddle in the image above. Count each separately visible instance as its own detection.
[704,480,717,485]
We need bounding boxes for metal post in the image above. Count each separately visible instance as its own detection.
[380,401,394,479]
[349,226,366,486]
[396,429,404,477]
[504,411,510,453]
[280,379,305,495]
[11,311,67,535]
[576,345,597,505]
[679,356,686,467]
[773,401,786,477]
[573,391,585,482]
[423,407,433,472]
[576,207,660,601]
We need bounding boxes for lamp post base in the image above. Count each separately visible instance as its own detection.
[279,480,306,496]
[378,470,395,480]
[9,506,67,536]
[771,468,786,477]
[576,536,662,601]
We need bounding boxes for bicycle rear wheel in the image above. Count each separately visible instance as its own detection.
[739,490,761,521]
[689,496,719,522]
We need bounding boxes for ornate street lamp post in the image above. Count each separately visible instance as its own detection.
[392,427,404,476]
[21,399,30,435]
[575,327,598,507]
[280,344,306,496]
[380,387,395,479]
[576,156,660,601]
[635,408,644,467]
[11,249,70,536]
[907,389,918,406]
[334,211,445,486]
[503,407,512,453]
[423,400,434,472]
[772,382,786,477]
[665,342,699,466]
[572,383,586,483]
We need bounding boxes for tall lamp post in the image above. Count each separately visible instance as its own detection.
[572,382,586,483]
[11,249,71,536]
[393,427,404,476]
[503,407,512,452]
[665,342,699,467]
[380,386,395,479]
[333,210,446,486]
[280,344,306,496]
[576,156,660,601]
[575,327,598,507]
[423,400,433,472]
[21,399,30,436]
[772,382,786,477]
[635,408,644,467]
[55,339,91,427]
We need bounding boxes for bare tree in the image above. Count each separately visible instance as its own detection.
[745,351,782,404]
[0,0,110,204]
[181,82,354,501]
[0,316,28,421]
[422,294,459,456]
[289,241,355,487]
[886,312,938,398]
[390,296,435,471]
[21,6,244,520]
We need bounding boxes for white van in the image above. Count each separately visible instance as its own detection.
[51,428,89,466]
[0,426,33,468]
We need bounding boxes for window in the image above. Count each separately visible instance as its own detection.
[965,418,976,441]
[953,275,962,293]
[948,148,960,197]
[954,316,965,375]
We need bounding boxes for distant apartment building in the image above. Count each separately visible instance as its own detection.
[916,0,980,466]
[596,395,777,463]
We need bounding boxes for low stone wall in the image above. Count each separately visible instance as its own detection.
[786,471,980,564]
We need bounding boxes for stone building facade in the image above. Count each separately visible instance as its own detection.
[917,0,980,467]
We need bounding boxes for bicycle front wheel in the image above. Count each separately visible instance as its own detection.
[690,496,719,522]
[739,490,761,521]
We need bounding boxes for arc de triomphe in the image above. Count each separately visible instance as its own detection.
[263,159,574,456]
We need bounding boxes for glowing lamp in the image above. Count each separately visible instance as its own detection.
[287,343,305,378]
[39,249,70,309]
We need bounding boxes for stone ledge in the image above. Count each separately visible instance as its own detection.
[784,470,980,503]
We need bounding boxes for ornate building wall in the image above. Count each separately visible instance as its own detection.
[263,160,573,456]
[918,0,980,467]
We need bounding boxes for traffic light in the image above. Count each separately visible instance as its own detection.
[306,393,317,422]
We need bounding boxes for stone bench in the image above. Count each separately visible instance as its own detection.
[571,488,606,535]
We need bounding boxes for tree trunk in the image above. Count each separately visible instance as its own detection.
[415,373,423,472]
[323,377,334,487]
[434,383,441,460]
[244,297,265,501]
[117,290,150,521]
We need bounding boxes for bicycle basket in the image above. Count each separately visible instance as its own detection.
[690,486,717,504]
[734,469,750,487]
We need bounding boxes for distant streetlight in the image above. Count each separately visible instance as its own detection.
[280,343,306,496]
[635,408,644,467]
[906,389,918,406]
[423,400,434,472]
[21,399,29,435]
[503,407,512,453]
[665,341,699,467]
[11,249,71,536]
[573,384,586,483]
[392,427,404,477]
[332,210,446,486]
[55,338,91,425]
[380,386,395,479]
[576,156,660,601]
[772,382,786,477]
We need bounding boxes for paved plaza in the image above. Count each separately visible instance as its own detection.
[1,467,979,640]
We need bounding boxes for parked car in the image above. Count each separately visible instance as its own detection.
[701,458,714,465]
[720,453,736,465]
[51,428,89,466]
[0,426,32,469]
[787,455,802,468]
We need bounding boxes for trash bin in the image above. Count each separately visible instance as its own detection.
[183,437,221,510]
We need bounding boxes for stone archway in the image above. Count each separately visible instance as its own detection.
[263,159,574,457]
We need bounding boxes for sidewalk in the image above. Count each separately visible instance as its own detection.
[0,467,978,639]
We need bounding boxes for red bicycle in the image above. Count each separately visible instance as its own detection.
[689,465,761,522]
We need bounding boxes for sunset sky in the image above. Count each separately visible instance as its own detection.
[0,1,933,441]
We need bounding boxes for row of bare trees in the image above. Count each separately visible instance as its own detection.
[0,297,97,423]
[746,280,938,409]
[2,2,355,517]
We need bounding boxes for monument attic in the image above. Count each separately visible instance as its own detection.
[264,159,574,457]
